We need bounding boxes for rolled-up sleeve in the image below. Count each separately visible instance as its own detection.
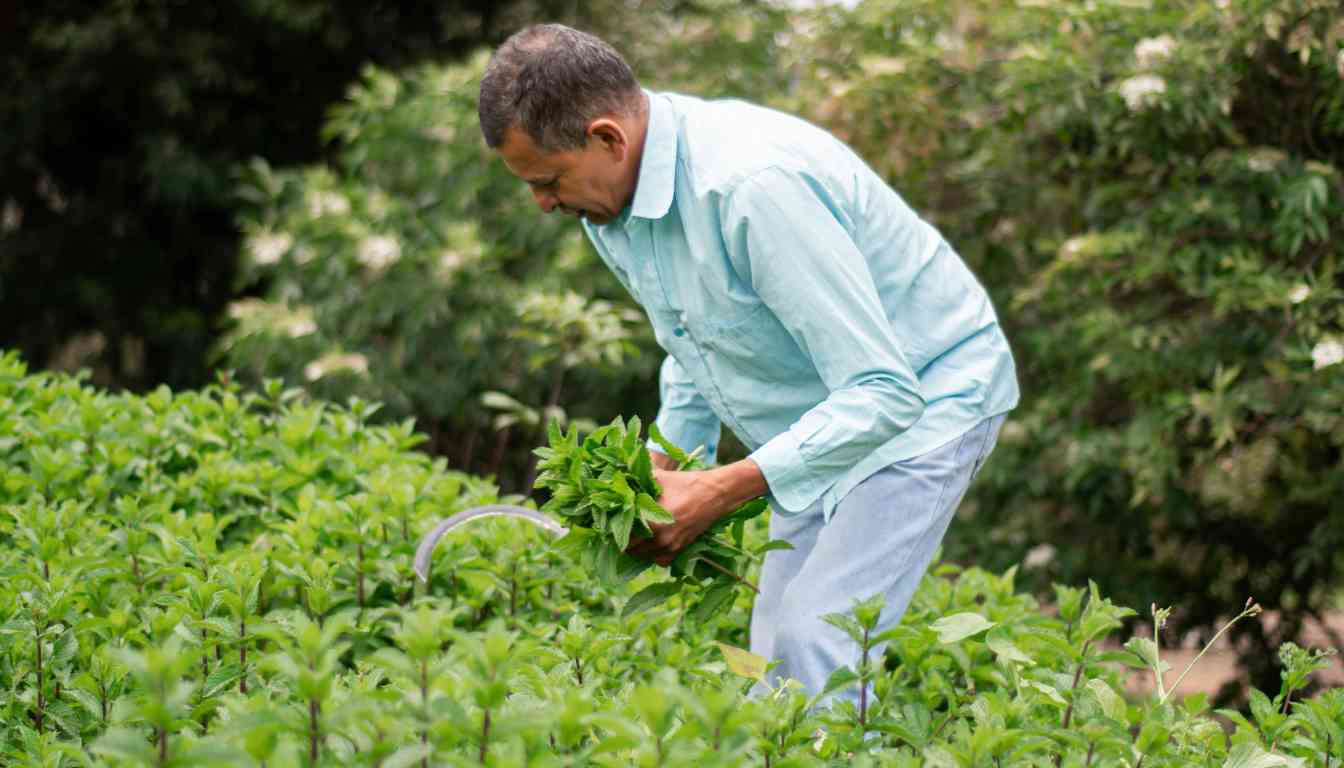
[647,354,722,465]
[722,167,925,512]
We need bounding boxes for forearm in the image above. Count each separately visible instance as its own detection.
[701,458,769,518]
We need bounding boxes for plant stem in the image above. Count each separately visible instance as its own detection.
[1161,603,1260,705]
[1055,639,1094,766]
[420,659,430,768]
[479,708,491,764]
[309,697,321,765]
[357,541,366,610]
[510,561,518,616]
[859,628,870,733]
[699,558,759,593]
[240,615,248,693]
[34,628,44,733]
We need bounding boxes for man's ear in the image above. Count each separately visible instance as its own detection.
[587,118,629,161]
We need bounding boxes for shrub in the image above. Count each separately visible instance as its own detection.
[804,0,1344,698]
[1,351,1340,765]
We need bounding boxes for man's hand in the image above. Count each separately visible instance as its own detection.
[626,459,768,566]
[649,450,679,471]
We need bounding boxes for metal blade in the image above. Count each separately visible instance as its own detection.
[413,504,568,583]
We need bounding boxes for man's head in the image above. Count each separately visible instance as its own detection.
[479,24,647,225]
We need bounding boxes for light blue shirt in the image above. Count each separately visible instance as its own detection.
[582,91,1019,521]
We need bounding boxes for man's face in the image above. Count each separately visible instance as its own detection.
[496,125,631,226]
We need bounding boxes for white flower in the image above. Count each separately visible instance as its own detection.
[284,307,318,338]
[991,219,1018,242]
[1337,48,1344,80]
[357,235,401,272]
[248,231,293,266]
[1024,544,1056,569]
[1134,35,1177,69]
[304,352,369,381]
[1246,148,1287,173]
[1061,236,1088,259]
[436,249,472,281]
[307,190,350,218]
[226,298,266,320]
[1311,339,1344,371]
[859,56,907,76]
[1118,75,1166,111]
[1,199,21,233]
[1288,284,1311,304]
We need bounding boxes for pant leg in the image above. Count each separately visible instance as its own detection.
[763,414,1005,703]
[749,495,825,667]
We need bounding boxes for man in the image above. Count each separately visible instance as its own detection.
[479,24,1018,700]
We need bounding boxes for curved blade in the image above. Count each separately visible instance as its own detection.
[413,504,568,583]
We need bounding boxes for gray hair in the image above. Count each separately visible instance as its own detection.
[478,24,643,152]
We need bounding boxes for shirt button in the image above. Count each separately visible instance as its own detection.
[673,327,685,337]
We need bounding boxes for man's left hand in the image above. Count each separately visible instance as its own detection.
[625,459,768,567]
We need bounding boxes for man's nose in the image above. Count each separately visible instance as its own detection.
[531,187,557,213]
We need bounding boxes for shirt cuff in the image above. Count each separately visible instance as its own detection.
[749,430,830,514]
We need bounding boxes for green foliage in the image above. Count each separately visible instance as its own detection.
[534,416,774,619]
[0,0,555,392]
[794,0,1344,695]
[222,54,658,492]
[0,351,1340,764]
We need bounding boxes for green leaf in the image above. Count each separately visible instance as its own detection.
[754,538,795,555]
[610,508,637,551]
[1221,743,1303,768]
[630,447,657,495]
[382,744,435,768]
[931,612,997,644]
[636,492,675,525]
[822,612,865,645]
[622,581,681,619]
[717,642,768,682]
[622,415,641,459]
[648,423,689,467]
[1086,679,1127,722]
[1123,637,1170,677]
[203,662,245,698]
[821,665,860,696]
[986,626,1033,665]
[613,551,652,583]
[691,582,736,623]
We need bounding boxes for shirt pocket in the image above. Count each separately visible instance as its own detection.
[690,301,816,381]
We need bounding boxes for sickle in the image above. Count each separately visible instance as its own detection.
[413,504,568,583]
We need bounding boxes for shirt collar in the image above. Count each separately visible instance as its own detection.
[626,91,677,223]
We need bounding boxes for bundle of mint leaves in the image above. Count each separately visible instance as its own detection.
[533,416,785,620]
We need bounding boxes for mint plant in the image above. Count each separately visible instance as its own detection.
[1,354,1340,766]
[534,415,775,620]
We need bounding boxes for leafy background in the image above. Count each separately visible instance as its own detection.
[3,0,1342,705]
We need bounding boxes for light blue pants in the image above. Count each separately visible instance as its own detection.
[749,414,1005,703]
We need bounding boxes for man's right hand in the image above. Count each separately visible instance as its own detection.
[649,450,679,471]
